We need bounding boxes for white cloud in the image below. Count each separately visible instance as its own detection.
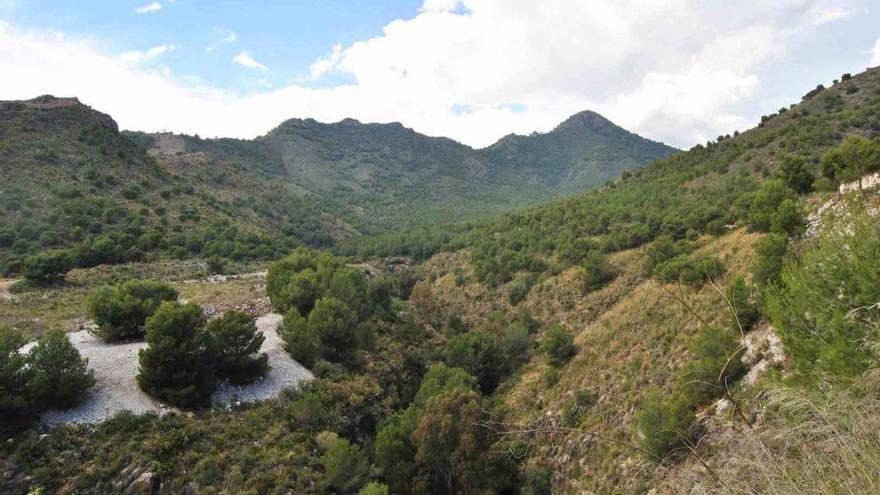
[232,50,267,70]
[135,2,161,14]
[309,43,343,78]
[120,44,175,63]
[871,38,880,67]
[0,1,865,148]
[221,32,237,44]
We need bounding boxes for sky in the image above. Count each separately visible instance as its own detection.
[0,0,879,149]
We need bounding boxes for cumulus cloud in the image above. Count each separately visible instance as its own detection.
[871,38,880,67]
[135,2,161,14]
[120,44,175,63]
[232,50,267,70]
[0,1,864,147]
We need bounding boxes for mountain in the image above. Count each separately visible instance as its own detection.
[3,67,880,495]
[128,110,676,232]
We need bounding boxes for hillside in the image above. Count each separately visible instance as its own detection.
[130,110,675,232]
[2,67,880,495]
[391,66,880,493]
[0,96,345,276]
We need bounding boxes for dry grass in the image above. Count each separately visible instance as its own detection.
[657,370,880,495]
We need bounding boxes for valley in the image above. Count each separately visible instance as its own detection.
[2,62,880,495]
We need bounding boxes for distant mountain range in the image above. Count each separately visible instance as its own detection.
[127,108,676,232]
[0,95,675,269]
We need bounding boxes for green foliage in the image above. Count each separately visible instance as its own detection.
[358,482,391,495]
[820,134,880,183]
[522,467,553,495]
[777,155,814,194]
[320,437,369,494]
[22,249,71,283]
[727,277,759,331]
[0,327,33,424]
[411,389,515,494]
[540,324,577,366]
[412,363,478,408]
[561,389,596,427]
[137,302,216,407]
[637,390,696,461]
[766,213,880,378]
[580,251,616,293]
[679,326,744,404]
[205,310,268,385]
[654,253,725,285]
[745,180,799,233]
[444,330,509,394]
[752,233,788,287]
[87,279,178,342]
[308,297,364,363]
[27,329,95,409]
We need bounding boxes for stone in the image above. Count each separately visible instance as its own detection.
[125,472,158,495]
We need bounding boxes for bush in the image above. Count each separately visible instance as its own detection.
[727,277,759,331]
[444,330,509,394]
[752,233,788,287]
[22,250,71,284]
[27,329,95,409]
[279,310,319,367]
[0,327,33,424]
[137,302,217,407]
[581,251,616,293]
[540,324,576,366]
[777,155,814,194]
[679,326,744,404]
[358,482,390,495]
[320,438,369,494]
[206,310,268,385]
[88,280,178,342]
[637,390,696,461]
[654,253,725,285]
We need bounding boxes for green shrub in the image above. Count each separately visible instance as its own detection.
[22,250,71,284]
[444,330,508,394]
[358,482,390,495]
[206,310,268,385]
[279,310,318,367]
[679,326,744,404]
[766,213,880,378]
[655,253,725,285]
[507,275,532,305]
[580,251,616,293]
[0,327,33,424]
[637,390,696,461]
[727,277,759,331]
[321,437,369,494]
[137,302,216,407]
[88,280,178,342]
[27,329,95,409]
[752,233,788,287]
[522,466,552,495]
[540,324,576,366]
[777,155,814,194]
[561,389,596,427]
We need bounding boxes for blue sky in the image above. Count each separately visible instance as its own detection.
[4,0,421,91]
[1,1,879,148]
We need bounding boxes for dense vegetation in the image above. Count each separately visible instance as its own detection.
[2,68,880,494]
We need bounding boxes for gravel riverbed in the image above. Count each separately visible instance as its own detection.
[21,313,313,425]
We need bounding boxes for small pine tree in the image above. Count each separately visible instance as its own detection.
[137,302,216,408]
[27,329,95,409]
[88,279,178,342]
[0,327,34,424]
[206,310,268,385]
[540,324,577,366]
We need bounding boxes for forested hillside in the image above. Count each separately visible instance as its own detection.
[130,109,675,232]
[2,64,880,495]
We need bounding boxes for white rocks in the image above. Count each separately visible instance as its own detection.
[740,323,785,387]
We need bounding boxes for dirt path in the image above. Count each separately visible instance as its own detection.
[21,313,312,426]
[0,278,17,302]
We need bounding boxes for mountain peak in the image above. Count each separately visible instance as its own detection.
[553,110,614,133]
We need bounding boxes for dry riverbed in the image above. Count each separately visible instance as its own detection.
[20,313,312,425]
